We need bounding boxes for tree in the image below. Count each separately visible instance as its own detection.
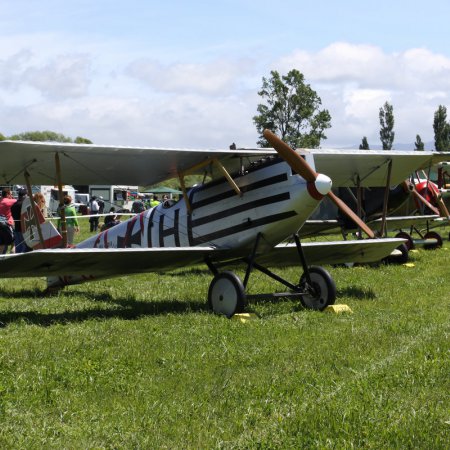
[433,105,450,152]
[74,136,93,144]
[8,130,72,142]
[253,69,331,148]
[0,132,5,141]
[6,130,92,144]
[379,102,395,150]
[359,136,370,150]
[414,134,424,151]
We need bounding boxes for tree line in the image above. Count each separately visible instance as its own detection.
[0,130,92,144]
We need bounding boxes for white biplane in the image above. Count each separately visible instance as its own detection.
[0,130,430,316]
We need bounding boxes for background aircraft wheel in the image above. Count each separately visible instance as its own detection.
[208,271,245,318]
[383,243,409,265]
[299,266,336,311]
[423,231,443,249]
[395,231,414,250]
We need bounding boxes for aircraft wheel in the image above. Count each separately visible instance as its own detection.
[383,243,409,265]
[299,266,336,311]
[424,231,443,249]
[208,271,245,318]
[395,231,414,250]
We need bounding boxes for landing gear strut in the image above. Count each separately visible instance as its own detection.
[206,233,336,317]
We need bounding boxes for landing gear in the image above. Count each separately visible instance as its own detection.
[208,271,245,318]
[395,231,414,250]
[299,266,336,310]
[383,242,409,265]
[206,233,337,317]
[423,231,443,249]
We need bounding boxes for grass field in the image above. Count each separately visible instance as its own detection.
[0,219,449,448]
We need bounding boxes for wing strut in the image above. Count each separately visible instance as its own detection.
[55,153,68,247]
[178,158,241,213]
[379,160,393,237]
[24,170,46,248]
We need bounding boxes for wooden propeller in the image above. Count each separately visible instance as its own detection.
[263,129,376,238]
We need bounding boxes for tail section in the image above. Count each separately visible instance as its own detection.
[21,198,62,249]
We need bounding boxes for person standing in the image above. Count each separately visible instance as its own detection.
[98,196,105,214]
[150,195,160,208]
[10,189,29,253]
[33,192,47,217]
[58,195,79,246]
[89,196,100,232]
[0,188,17,254]
[131,195,145,213]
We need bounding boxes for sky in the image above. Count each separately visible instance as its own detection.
[1,0,450,149]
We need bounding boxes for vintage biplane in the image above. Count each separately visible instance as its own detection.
[300,149,450,250]
[0,131,424,316]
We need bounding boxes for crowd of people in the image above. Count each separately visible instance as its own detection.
[0,189,177,253]
[0,188,84,252]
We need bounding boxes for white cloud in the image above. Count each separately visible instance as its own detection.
[0,49,92,100]
[126,58,253,96]
[24,54,92,99]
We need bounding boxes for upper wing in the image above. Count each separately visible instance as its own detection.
[0,140,272,186]
[2,140,448,189]
[310,149,450,187]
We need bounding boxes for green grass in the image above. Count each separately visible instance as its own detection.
[0,224,449,448]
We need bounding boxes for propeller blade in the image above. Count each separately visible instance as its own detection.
[328,191,376,238]
[403,181,440,215]
[263,129,317,182]
[263,129,374,237]
[430,189,450,219]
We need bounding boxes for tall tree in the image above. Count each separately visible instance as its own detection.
[379,101,395,150]
[253,69,331,148]
[414,134,424,151]
[0,132,5,141]
[433,105,450,151]
[359,136,370,150]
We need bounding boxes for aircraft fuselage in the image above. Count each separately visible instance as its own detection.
[77,156,325,252]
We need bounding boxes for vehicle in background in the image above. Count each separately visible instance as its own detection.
[89,185,137,212]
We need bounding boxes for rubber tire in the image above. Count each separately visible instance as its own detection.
[384,243,409,265]
[395,231,414,250]
[299,266,336,311]
[208,271,245,318]
[423,231,443,249]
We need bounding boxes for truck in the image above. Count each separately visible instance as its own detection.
[88,185,137,212]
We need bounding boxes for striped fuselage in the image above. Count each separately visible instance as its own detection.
[77,157,324,252]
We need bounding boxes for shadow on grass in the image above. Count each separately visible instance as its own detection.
[337,285,377,300]
[0,291,207,328]
[166,268,212,277]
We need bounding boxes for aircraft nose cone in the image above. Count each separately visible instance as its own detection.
[307,173,332,200]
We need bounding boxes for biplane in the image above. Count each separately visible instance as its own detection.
[301,150,450,250]
[0,131,429,316]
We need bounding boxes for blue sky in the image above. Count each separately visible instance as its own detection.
[1,0,449,148]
